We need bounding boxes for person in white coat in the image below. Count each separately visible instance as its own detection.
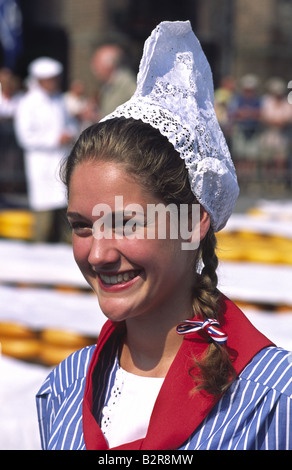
[15,57,77,242]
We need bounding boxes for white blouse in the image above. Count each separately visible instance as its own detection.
[101,365,164,448]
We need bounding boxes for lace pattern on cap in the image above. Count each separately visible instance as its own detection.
[106,98,238,232]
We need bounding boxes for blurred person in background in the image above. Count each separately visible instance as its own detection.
[14,57,78,242]
[64,79,99,132]
[64,79,88,124]
[0,67,24,194]
[0,67,23,118]
[228,74,262,184]
[260,77,292,187]
[214,75,236,143]
[91,43,136,119]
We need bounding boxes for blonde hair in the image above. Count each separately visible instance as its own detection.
[62,117,235,395]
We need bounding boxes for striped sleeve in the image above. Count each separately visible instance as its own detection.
[36,345,95,450]
[180,347,292,450]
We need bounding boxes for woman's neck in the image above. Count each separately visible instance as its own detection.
[119,305,192,378]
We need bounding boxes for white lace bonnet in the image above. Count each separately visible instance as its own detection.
[102,21,239,232]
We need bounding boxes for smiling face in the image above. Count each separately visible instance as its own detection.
[67,160,199,326]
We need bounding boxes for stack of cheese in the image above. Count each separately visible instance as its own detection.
[217,200,292,266]
[0,210,34,240]
[0,321,96,366]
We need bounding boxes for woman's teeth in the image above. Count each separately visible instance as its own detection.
[99,270,139,285]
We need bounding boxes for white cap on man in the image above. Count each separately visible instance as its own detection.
[29,57,63,79]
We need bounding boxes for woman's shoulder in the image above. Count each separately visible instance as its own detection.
[37,344,96,399]
[240,346,292,397]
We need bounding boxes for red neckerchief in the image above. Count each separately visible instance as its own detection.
[82,295,274,450]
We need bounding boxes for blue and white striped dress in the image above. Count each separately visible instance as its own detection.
[36,344,292,450]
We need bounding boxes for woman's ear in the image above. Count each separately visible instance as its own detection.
[182,204,210,250]
[199,208,210,241]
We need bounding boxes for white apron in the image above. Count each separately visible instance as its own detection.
[15,87,76,211]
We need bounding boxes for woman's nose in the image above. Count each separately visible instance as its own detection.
[88,236,120,271]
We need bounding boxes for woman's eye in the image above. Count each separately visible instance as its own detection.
[70,221,92,236]
[120,217,146,237]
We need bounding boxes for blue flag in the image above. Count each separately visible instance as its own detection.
[0,0,22,69]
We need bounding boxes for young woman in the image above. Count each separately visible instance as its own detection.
[36,21,292,450]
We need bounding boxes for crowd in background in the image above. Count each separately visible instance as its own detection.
[0,43,136,200]
[0,67,25,194]
[0,44,136,243]
[215,74,292,190]
[1,52,292,243]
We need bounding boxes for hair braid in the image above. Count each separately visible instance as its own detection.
[191,227,236,396]
[193,227,220,320]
